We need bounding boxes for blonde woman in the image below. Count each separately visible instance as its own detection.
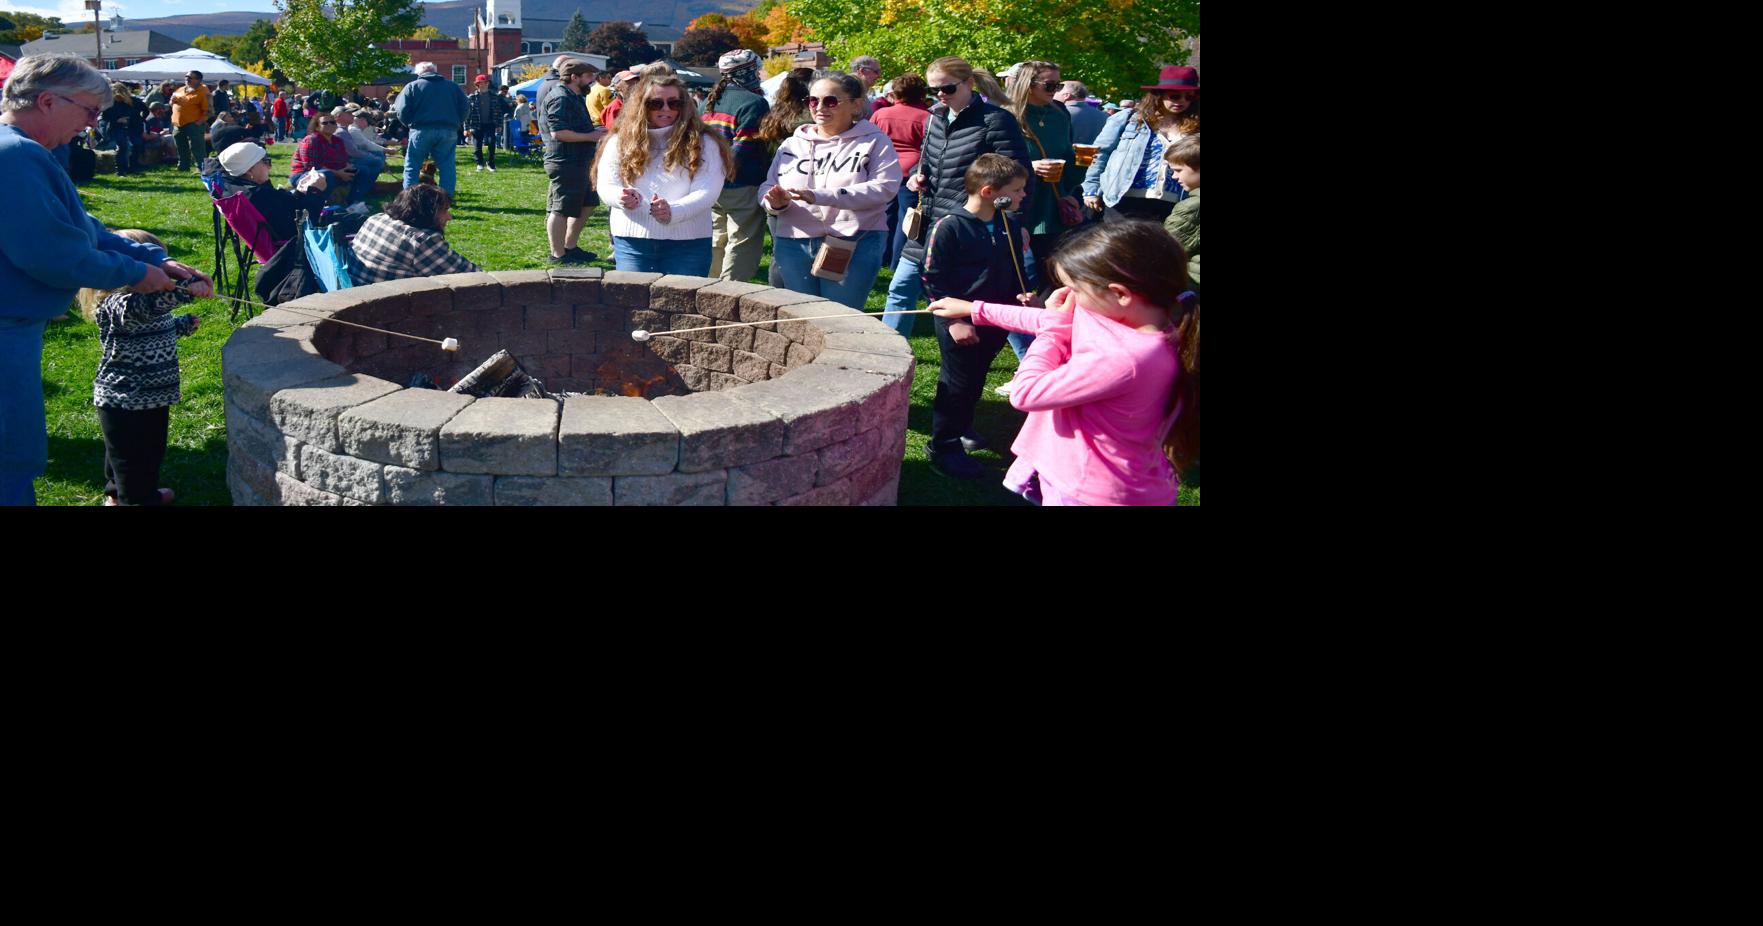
[594,74,732,274]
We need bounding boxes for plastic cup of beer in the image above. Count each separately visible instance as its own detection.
[1037,158,1066,183]
[1072,144,1098,167]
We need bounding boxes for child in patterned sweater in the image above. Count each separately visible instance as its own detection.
[78,229,210,506]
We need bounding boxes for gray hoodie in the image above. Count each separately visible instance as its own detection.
[762,118,902,238]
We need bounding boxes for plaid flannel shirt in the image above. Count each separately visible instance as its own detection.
[350,213,480,285]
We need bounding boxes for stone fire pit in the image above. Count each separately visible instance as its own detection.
[221,270,914,505]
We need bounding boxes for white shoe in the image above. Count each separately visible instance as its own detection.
[486,165,496,172]
[993,381,1017,397]
[475,165,484,172]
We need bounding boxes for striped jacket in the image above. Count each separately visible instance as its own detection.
[702,84,771,187]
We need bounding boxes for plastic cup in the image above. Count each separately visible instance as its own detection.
[1038,159,1066,183]
[1072,144,1098,167]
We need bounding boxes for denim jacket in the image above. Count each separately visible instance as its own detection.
[1080,109,1154,207]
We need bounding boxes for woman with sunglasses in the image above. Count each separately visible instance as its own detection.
[1080,66,1200,224]
[761,69,901,308]
[1003,61,1085,307]
[595,74,732,274]
[880,56,1030,338]
[289,111,356,198]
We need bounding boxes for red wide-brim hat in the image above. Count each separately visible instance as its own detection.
[1141,65,1200,91]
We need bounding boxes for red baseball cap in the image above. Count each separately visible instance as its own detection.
[475,74,490,83]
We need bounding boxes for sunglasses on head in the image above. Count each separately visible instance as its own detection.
[930,82,962,96]
[807,96,847,108]
[645,97,684,110]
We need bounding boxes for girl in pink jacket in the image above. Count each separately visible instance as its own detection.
[929,221,1199,505]
[761,70,902,308]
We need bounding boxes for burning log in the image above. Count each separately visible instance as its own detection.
[449,349,552,399]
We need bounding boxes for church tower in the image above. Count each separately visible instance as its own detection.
[484,0,523,69]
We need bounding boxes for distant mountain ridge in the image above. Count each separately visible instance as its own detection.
[126,1,748,43]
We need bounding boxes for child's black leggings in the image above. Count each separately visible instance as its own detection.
[930,316,1009,452]
[97,406,169,505]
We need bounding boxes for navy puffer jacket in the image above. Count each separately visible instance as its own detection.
[901,99,1033,263]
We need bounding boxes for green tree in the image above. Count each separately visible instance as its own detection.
[786,0,1199,101]
[410,25,453,41]
[191,34,244,62]
[561,11,590,52]
[673,26,740,66]
[237,17,278,66]
[585,21,660,71]
[0,11,63,44]
[269,0,424,94]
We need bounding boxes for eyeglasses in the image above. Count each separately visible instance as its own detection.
[644,98,684,111]
[1037,79,1062,92]
[930,83,961,96]
[320,120,338,125]
[54,94,103,122]
[807,96,847,109]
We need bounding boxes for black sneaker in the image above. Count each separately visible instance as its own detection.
[563,247,598,264]
[960,430,990,453]
[546,253,567,264]
[929,446,987,479]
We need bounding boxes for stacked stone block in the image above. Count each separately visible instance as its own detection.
[222,269,914,505]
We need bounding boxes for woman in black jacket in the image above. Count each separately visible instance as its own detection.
[880,55,1032,338]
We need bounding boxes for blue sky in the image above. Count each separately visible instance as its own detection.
[5,1,449,25]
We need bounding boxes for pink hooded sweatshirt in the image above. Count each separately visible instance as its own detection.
[971,300,1183,506]
[762,118,902,239]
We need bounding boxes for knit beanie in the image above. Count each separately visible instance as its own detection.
[718,49,763,92]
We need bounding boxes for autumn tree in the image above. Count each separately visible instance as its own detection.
[673,26,740,66]
[760,3,811,45]
[561,11,590,52]
[687,13,730,31]
[270,0,424,95]
[786,0,1199,101]
[586,21,660,72]
[410,25,454,41]
[192,34,245,62]
[237,17,278,66]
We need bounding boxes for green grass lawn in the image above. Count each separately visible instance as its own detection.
[38,143,1198,506]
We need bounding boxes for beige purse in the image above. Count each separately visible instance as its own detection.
[810,237,857,282]
[902,187,926,242]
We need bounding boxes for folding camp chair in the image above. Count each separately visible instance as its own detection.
[210,193,280,319]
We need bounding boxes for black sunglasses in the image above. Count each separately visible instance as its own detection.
[320,120,338,125]
[930,82,961,96]
[807,96,847,108]
[644,98,684,110]
[1037,79,1062,92]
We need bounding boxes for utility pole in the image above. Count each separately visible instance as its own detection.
[85,0,102,68]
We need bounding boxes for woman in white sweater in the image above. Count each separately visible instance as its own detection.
[595,74,732,274]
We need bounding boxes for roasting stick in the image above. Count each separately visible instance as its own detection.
[205,293,462,351]
[631,309,934,342]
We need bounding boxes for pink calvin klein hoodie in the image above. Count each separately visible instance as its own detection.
[762,119,902,239]
[971,300,1183,506]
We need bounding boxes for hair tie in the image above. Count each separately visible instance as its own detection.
[1176,290,1198,307]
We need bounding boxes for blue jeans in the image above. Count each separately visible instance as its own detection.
[611,236,712,275]
[770,230,885,309]
[349,154,385,204]
[0,316,47,504]
[403,126,458,195]
[882,252,923,337]
[885,185,914,270]
[1007,331,1035,360]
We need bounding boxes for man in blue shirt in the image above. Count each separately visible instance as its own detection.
[391,61,470,196]
[1,54,213,505]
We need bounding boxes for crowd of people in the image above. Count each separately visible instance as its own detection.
[1,48,1200,507]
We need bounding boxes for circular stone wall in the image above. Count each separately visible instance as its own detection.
[221,270,914,506]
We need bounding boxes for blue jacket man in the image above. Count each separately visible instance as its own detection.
[391,64,470,196]
[2,55,213,505]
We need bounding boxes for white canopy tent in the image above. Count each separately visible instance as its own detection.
[101,48,272,85]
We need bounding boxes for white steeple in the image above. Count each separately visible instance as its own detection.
[486,0,522,29]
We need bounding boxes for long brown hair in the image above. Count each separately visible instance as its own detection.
[927,56,1009,107]
[1004,60,1060,154]
[1135,88,1201,136]
[1047,221,1200,472]
[758,68,813,144]
[612,74,732,186]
